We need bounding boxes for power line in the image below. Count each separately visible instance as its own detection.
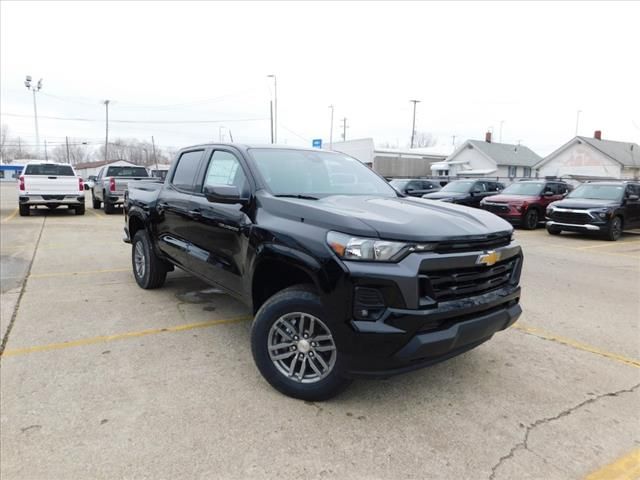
[2,112,267,124]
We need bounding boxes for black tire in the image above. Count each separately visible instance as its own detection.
[131,230,168,289]
[546,224,561,235]
[75,204,85,215]
[522,209,539,230]
[103,191,115,214]
[605,216,623,241]
[251,285,352,401]
[19,204,30,216]
[92,191,101,209]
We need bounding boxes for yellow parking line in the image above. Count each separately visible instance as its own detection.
[1,316,252,357]
[1,208,18,223]
[87,208,105,219]
[577,240,640,250]
[513,323,640,368]
[585,448,640,480]
[29,268,130,279]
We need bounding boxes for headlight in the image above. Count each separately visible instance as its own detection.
[440,198,454,203]
[591,208,612,219]
[326,231,434,262]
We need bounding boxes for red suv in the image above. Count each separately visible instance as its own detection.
[480,180,571,229]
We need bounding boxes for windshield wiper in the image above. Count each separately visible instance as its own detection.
[274,194,319,200]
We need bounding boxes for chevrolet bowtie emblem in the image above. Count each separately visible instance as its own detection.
[477,250,501,266]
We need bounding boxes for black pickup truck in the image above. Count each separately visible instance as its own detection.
[124,144,523,400]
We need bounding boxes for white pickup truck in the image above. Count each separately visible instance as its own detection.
[18,161,85,216]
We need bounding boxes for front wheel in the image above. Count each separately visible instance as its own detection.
[132,230,167,289]
[92,191,101,209]
[522,209,539,230]
[605,216,623,241]
[546,224,561,235]
[251,286,352,401]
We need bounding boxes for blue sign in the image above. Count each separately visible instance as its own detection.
[312,139,322,148]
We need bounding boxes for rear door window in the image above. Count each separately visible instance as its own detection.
[171,150,204,192]
[24,164,75,176]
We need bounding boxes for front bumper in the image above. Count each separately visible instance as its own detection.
[326,242,523,377]
[19,194,84,206]
[546,220,601,232]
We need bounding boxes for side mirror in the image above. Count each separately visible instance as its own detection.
[88,175,97,181]
[543,191,554,197]
[628,194,640,202]
[203,184,244,204]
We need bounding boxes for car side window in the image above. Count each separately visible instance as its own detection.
[171,150,204,192]
[97,167,104,179]
[203,150,248,196]
[475,182,487,192]
[406,181,420,191]
[626,184,639,197]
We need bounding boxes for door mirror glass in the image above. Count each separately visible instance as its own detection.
[203,184,243,204]
[628,194,640,202]
[543,190,554,197]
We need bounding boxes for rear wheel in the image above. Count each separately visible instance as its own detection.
[75,204,85,215]
[19,204,30,216]
[605,216,623,241]
[103,191,115,214]
[522,209,539,230]
[92,191,101,209]
[251,286,352,401]
[132,230,167,289]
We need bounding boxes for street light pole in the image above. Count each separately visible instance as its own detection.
[24,76,42,158]
[268,74,277,143]
[575,110,582,136]
[329,105,334,150]
[409,99,421,148]
[104,100,110,161]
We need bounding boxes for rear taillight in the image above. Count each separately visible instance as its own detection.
[109,177,116,192]
[19,175,25,191]
[78,178,84,192]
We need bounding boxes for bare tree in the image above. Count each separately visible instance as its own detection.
[409,131,437,148]
[0,124,8,162]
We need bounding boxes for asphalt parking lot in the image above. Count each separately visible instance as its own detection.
[1,182,639,480]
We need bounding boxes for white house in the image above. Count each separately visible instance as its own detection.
[534,131,640,180]
[432,132,541,180]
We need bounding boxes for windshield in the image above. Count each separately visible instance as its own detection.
[568,184,625,201]
[441,181,474,193]
[389,179,409,190]
[105,166,149,177]
[24,164,75,176]
[248,149,397,197]
[501,182,544,196]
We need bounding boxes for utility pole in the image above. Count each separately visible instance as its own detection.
[104,100,110,161]
[228,129,234,142]
[575,110,582,136]
[409,99,421,148]
[267,74,277,143]
[151,135,159,172]
[451,135,456,146]
[269,101,274,144]
[329,105,334,150]
[65,136,70,163]
[44,139,48,160]
[24,76,42,158]
[340,118,348,141]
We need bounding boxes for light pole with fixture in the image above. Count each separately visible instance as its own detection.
[409,99,420,148]
[267,74,277,143]
[575,110,582,136]
[24,75,43,157]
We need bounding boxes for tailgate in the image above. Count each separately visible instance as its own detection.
[114,177,147,192]
[24,176,80,195]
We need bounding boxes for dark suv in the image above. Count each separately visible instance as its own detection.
[480,180,571,229]
[546,181,640,241]
[389,178,441,197]
[422,179,504,208]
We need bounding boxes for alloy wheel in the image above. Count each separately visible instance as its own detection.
[134,242,146,278]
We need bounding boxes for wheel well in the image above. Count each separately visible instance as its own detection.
[251,260,315,313]
[128,215,145,239]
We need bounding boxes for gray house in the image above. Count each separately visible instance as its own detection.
[535,131,640,180]
[432,132,541,179]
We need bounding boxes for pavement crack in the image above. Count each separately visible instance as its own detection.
[0,216,46,357]
[488,382,640,480]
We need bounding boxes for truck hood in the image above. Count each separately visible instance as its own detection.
[484,194,539,204]
[259,193,512,242]
[550,198,620,209]
[422,191,467,200]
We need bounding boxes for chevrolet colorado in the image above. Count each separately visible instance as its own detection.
[124,144,523,400]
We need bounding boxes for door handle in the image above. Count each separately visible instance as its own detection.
[188,209,202,218]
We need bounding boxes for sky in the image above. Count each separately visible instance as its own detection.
[1,1,639,156]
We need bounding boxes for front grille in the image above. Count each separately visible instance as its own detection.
[483,203,510,214]
[552,211,592,224]
[434,234,511,254]
[42,195,65,200]
[422,258,518,302]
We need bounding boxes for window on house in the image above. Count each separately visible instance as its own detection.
[523,167,532,178]
[508,166,517,177]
